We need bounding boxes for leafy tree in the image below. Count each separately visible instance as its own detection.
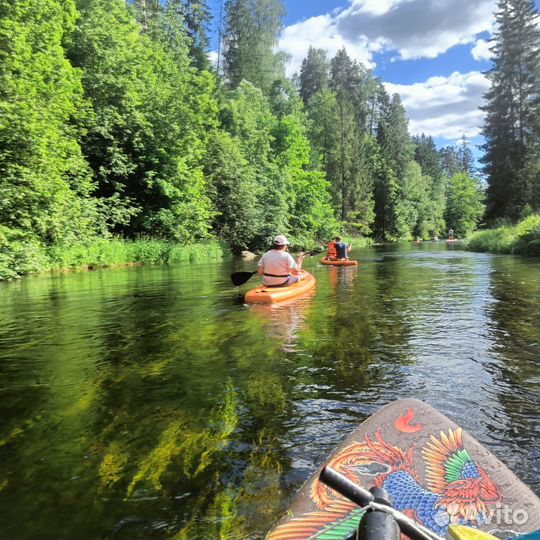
[204,131,261,252]
[299,47,329,106]
[222,0,286,94]
[273,108,338,244]
[399,161,433,239]
[222,81,288,247]
[481,0,540,221]
[127,0,162,32]
[69,0,217,242]
[413,134,446,235]
[445,173,485,237]
[0,0,96,245]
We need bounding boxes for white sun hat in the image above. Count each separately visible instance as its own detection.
[273,234,290,246]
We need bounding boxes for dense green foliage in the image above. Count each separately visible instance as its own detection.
[444,173,485,237]
[465,214,540,255]
[481,0,540,221]
[1,0,536,279]
[0,0,97,245]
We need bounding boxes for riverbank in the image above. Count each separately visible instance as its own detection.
[0,233,374,282]
[0,237,226,281]
[464,214,540,256]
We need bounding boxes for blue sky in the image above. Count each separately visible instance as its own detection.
[207,0,540,161]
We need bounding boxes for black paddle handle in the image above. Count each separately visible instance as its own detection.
[319,467,441,540]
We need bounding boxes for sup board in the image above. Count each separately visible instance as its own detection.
[267,399,540,540]
[245,271,316,304]
[321,258,358,267]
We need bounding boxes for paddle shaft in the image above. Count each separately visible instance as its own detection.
[319,467,444,540]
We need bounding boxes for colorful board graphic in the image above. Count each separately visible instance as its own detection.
[267,399,540,540]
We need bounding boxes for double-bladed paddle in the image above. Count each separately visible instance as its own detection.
[230,247,322,287]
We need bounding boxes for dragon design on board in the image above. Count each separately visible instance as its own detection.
[268,427,502,540]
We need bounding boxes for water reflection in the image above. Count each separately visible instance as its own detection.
[248,291,315,352]
[0,248,539,540]
[482,257,540,488]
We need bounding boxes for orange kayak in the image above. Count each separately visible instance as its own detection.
[320,257,358,267]
[244,271,316,303]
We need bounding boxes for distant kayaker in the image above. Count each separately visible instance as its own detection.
[334,237,351,260]
[448,228,454,240]
[257,235,306,287]
[326,240,338,260]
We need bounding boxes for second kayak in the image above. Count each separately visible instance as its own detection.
[244,271,316,303]
[321,257,358,267]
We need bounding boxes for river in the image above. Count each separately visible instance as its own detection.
[0,243,538,539]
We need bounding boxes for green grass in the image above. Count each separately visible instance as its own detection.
[464,214,540,256]
[0,237,226,281]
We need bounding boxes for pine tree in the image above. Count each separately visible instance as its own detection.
[457,135,476,176]
[439,146,462,179]
[328,49,374,229]
[299,47,329,105]
[374,91,414,239]
[167,0,212,69]
[481,0,540,221]
[222,0,286,94]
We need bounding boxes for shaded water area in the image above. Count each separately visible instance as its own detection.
[1,243,539,539]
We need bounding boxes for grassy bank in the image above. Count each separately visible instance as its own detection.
[0,237,226,281]
[464,214,540,256]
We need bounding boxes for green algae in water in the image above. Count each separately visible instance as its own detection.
[127,419,186,497]
[181,381,238,478]
[99,442,129,490]
[126,381,238,497]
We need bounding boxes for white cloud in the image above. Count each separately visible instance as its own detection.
[207,50,219,69]
[278,0,497,74]
[471,39,492,61]
[278,15,376,76]
[384,71,491,139]
[336,0,496,59]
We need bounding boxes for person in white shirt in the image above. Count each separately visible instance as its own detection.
[257,235,306,287]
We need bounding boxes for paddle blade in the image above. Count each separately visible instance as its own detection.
[231,270,257,286]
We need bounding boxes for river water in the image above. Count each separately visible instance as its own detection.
[1,243,539,539]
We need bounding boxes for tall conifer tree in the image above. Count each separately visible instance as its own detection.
[299,47,329,105]
[222,0,286,93]
[481,0,540,220]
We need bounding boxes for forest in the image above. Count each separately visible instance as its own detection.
[1,0,539,279]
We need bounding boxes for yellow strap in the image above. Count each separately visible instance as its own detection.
[448,525,499,539]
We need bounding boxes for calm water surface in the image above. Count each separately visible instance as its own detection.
[1,243,539,539]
